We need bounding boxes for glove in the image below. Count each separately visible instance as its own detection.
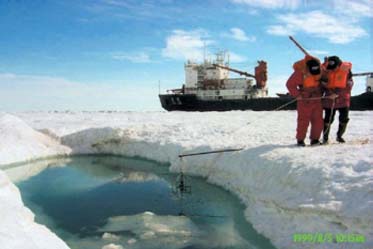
[296,91,305,100]
[329,93,338,99]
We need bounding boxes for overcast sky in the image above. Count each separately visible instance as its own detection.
[0,0,372,111]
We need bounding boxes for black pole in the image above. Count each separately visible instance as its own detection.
[178,148,243,158]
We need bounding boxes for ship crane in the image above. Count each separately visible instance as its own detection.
[212,63,256,78]
[212,61,268,89]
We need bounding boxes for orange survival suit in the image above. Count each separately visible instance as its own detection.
[322,59,353,109]
[321,56,353,143]
[286,56,323,145]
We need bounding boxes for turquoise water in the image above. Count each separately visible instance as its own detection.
[15,156,276,249]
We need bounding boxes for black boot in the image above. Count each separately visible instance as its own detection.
[337,137,345,143]
[337,122,348,143]
[311,139,321,146]
[323,124,330,144]
[297,140,306,147]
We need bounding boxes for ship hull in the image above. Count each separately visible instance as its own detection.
[159,94,295,111]
[159,93,373,111]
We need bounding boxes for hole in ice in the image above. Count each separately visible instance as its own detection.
[11,155,276,249]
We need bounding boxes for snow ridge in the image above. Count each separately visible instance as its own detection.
[0,113,70,165]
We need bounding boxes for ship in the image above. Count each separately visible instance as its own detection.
[158,51,373,111]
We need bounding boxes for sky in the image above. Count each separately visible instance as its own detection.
[0,0,372,111]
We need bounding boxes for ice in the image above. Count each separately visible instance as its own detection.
[0,113,70,166]
[102,233,120,241]
[99,211,196,248]
[0,170,69,249]
[0,111,372,249]
[102,244,123,249]
[96,211,248,249]
[101,211,195,236]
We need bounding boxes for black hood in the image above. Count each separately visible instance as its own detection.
[306,59,321,75]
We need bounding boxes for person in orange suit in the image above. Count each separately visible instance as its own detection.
[321,56,353,143]
[286,55,324,146]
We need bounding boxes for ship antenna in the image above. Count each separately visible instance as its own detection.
[158,80,161,95]
[203,41,206,63]
[227,50,230,66]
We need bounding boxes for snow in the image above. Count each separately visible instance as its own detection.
[0,113,70,166]
[0,170,69,249]
[0,111,372,249]
[0,114,70,249]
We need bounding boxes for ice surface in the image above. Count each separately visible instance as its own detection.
[0,113,70,166]
[0,114,71,249]
[0,170,69,249]
[99,211,196,248]
[0,111,372,249]
[101,244,123,249]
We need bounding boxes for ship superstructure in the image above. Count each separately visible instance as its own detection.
[176,51,268,101]
[159,51,279,111]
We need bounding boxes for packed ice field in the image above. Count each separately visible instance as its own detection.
[0,110,372,249]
